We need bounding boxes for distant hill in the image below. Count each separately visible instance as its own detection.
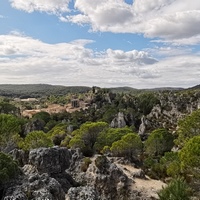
[0,84,91,98]
[187,84,200,90]
[107,86,183,94]
[145,87,183,91]
[0,83,197,98]
[108,87,139,94]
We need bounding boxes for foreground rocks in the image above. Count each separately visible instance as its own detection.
[2,147,165,200]
[66,155,164,200]
[2,147,77,200]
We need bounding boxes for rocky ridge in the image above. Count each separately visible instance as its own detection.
[2,147,165,200]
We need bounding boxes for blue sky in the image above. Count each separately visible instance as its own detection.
[0,0,200,88]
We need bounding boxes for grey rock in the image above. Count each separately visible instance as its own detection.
[10,149,29,166]
[132,169,146,179]
[3,186,28,200]
[23,119,45,136]
[110,112,126,128]
[29,147,71,174]
[66,186,99,200]
[3,173,65,200]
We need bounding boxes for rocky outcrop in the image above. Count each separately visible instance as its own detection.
[67,155,161,200]
[67,155,130,200]
[3,147,165,200]
[110,112,127,128]
[139,92,200,135]
[23,119,45,136]
[29,147,71,174]
[2,147,76,200]
[3,170,65,200]
[66,186,99,200]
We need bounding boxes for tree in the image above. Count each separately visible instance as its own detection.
[0,102,19,115]
[160,152,181,178]
[158,178,192,200]
[175,109,200,147]
[0,114,22,152]
[32,111,51,124]
[47,123,68,145]
[95,127,133,153]
[20,131,53,150]
[110,133,143,162]
[137,92,159,115]
[179,135,200,176]
[144,128,174,157]
[0,152,19,185]
[69,122,108,156]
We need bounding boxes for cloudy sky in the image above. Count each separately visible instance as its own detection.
[0,0,200,88]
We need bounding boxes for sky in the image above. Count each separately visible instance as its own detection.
[0,0,200,89]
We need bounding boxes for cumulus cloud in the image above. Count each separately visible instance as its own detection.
[0,33,199,88]
[9,0,200,45]
[9,0,70,14]
[60,0,200,45]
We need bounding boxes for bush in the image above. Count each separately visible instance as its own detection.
[20,131,53,150]
[0,152,19,184]
[144,128,174,157]
[175,109,200,147]
[0,114,22,152]
[158,178,192,200]
[95,156,108,173]
[69,122,108,156]
[110,133,143,162]
[95,127,133,153]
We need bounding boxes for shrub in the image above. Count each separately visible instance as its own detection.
[175,109,200,147]
[158,178,192,200]
[20,131,53,150]
[0,152,19,184]
[110,133,143,162]
[144,128,174,157]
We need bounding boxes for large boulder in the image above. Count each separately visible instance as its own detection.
[29,147,72,174]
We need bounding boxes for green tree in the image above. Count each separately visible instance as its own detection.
[32,111,51,124]
[158,178,192,200]
[110,133,143,162]
[179,135,200,177]
[144,128,174,157]
[175,109,200,147]
[20,131,53,150]
[47,123,67,145]
[69,122,108,156]
[0,152,19,185]
[95,127,133,153]
[137,92,159,115]
[0,102,19,115]
[0,114,22,152]
[160,152,181,178]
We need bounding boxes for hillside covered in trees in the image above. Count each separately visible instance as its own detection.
[0,85,200,199]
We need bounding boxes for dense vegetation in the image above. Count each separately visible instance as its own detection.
[0,85,200,199]
[0,84,91,98]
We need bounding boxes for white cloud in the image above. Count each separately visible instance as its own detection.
[9,0,70,14]
[146,46,192,57]
[0,33,199,88]
[9,0,200,45]
[0,15,4,18]
[61,0,200,45]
